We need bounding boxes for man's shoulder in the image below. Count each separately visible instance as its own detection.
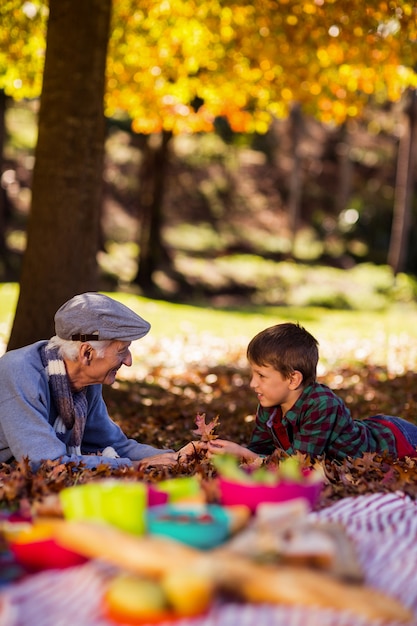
[0,342,49,401]
[0,341,47,369]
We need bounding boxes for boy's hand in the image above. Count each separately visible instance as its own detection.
[206,439,259,462]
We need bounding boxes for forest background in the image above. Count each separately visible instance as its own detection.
[0,0,416,337]
[1,1,417,502]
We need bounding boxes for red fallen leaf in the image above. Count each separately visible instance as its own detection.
[380,467,397,485]
[192,413,220,442]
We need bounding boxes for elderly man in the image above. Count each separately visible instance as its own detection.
[0,292,197,470]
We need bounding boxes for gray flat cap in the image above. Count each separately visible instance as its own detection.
[54,292,151,342]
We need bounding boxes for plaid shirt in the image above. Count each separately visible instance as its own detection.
[248,382,397,461]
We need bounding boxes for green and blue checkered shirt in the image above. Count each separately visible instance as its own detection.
[248,382,397,461]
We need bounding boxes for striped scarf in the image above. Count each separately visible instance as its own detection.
[41,344,88,456]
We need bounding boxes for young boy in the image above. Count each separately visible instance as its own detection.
[207,322,417,462]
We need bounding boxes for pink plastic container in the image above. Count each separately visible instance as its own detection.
[147,485,169,507]
[218,478,322,513]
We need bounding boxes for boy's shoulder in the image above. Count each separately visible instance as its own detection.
[303,381,344,403]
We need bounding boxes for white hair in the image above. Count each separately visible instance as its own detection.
[47,335,113,361]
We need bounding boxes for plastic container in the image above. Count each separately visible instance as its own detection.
[9,521,87,572]
[10,538,88,572]
[147,504,230,549]
[59,480,148,534]
[218,477,322,513]
[147,485,169,507]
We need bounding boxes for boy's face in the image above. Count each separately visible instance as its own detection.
[249,362,300,412]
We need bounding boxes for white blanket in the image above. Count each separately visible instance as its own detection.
[1,492,417,626]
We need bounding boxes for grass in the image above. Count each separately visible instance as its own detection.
[0,284,19,334]
[2,282,417,342]
[122,295,417,343]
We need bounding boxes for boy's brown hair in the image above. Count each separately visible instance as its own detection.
[246,322,319,386]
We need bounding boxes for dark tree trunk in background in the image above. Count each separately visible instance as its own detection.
[134,130,173,291]
[335,120,353,215]
[0,90,9,268]
[7,0,112,350]
[288,103,304,250]
[388,88,417,275]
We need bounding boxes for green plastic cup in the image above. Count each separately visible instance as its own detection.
[59,480,147,535]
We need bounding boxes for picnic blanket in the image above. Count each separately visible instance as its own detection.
[2,491,417,626]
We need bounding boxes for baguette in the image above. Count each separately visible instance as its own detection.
[210,552,414,624]
[53,520,202,578]
[53,520,414,624]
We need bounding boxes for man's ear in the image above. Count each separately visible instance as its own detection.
[289,370,303,389]
[80,343,93,364]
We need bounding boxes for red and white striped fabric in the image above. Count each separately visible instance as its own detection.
[1,492,417,626]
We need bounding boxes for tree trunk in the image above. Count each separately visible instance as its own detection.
[287,103,303,249]
[134,130,173,291]
[387,88,417,275]
[7,0,112,350]
[335,120,353,215]
[0,90,9,268]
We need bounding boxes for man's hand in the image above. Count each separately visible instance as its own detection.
[176,440,207,462]
[134,452,179,470]
[135,441,207,470]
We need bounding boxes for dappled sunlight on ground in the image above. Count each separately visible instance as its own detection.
[125,329,417,383]
[0,325,415,381]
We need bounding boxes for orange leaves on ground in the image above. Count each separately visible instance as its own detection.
[317,453,417,509]
[3,450,417,516]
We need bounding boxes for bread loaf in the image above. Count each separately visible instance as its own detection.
[210,552,413,624]
[53,519,414,624]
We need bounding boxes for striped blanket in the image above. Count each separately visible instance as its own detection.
[1,492,417,626]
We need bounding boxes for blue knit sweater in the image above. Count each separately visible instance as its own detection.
[0,341,168,469]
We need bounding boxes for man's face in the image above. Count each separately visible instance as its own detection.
[88,340,132,386]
